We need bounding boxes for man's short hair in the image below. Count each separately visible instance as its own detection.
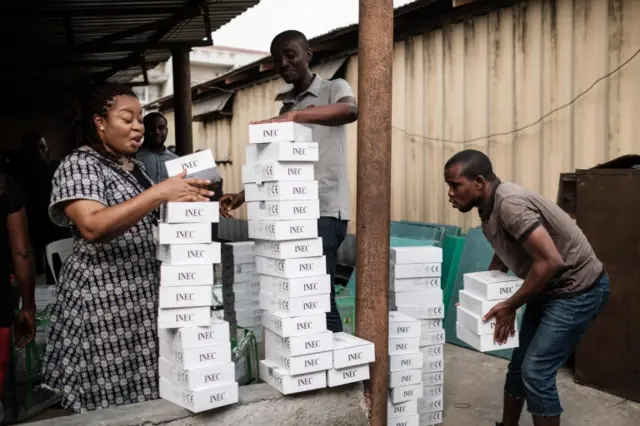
[143,112,166,128]
[445,149,496,181]
[271,30,309,52]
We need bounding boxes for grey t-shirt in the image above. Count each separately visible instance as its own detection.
[481,181,604,296]
[278,74,354,220]
[136,146,178,184]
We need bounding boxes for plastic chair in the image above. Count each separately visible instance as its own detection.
[45,238,73,284]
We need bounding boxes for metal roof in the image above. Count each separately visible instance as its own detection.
[0,0,260,111]
[147,0,470,111]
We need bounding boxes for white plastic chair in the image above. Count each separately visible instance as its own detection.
[45,238,73,284]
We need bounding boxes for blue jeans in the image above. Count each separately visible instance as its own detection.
[318,217,348,333]
[504,273,610,416]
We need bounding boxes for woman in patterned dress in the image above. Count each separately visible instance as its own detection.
[42,84,214,412]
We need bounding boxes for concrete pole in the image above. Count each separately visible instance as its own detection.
[355,0,393,425]
[171,47,193,156]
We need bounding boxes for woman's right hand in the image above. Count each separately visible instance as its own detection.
[153,169,214,202]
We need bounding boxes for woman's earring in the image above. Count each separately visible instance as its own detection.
[99,126,105,131]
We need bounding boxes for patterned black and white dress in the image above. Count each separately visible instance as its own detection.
[43,146,159,412]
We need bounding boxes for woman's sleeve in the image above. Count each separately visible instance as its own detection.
[49,153,108,227]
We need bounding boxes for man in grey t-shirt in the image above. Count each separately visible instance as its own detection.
[219,30,358,333]
[136,112,178,183]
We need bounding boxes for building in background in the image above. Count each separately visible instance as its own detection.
[132,46,267,105]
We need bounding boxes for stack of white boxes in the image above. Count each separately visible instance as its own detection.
[388,311,422,426]
[456,271,522,352]
[242,122,332,394]
[156,150,238,412]
[389,246,445,426]
[221,241,261,341]
[328,332,375,388]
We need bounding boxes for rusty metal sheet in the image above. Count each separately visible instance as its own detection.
[574,169,640,403]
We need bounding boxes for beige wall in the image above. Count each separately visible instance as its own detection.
[170,0,640,233]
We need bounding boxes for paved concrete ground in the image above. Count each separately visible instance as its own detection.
[22,344,640,425]
[444,344,640,425]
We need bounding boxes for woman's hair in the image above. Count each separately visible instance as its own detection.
[68,84,138,160]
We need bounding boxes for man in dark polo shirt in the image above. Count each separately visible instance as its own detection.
[444,149,610,426]
[219,30,358,333]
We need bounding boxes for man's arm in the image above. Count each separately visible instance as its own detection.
[289,79,357,126]
[499,198,564,310]
[7,208,35,312]
[292,97,357,126]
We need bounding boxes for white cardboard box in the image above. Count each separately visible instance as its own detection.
[248,219,318,241]
[423,384,444,399]
[254,238,323,260]
[225,282,260,297]
[419,330,446,347]
[247,199,320,221]
[158,306,212,329]
[165,150,216,177]
[389,311,422,338]
[332,332,376,369]
[260,292,330,316]
[244,181,318,202]
[160,265,215,287]
[222,241,254,253]
[420,319,444,333]
[391,289,443,307]
[259,274,331,298]
[389,352,424,372]
[422,355,444,373]
[157,223,212,245]
[420,345,444,358]
[265,346,332,375]
[388,415,419,426]
[421,371,444,387]
[390,247,443,265]
[327,363,370,387]
[262,311,327,337]
[388,399,418,420]
[417,395,444,414]
[420,410,443,425]
[259,359,327,394]
[389,383,423,404]
[159,339,232,369]
[256,255,326,279]
[458,290,500,318]
[158,357,235,391]
[457,305,498,335]
[225,262,256,275]
[252,162,314,184]
[223,253,255,264]
[246,141,318,163]
[157,319,230,349]
[161,202,219,224]
[248,122,313,144]
[391,263,441,279]
[390,277,441,293]
[463,271,524,300]
[389,337,420,355]
[264,329,333,357]
[159,286,214,309]
[157,243,221,265]
[397,304,445,320]
[159,377,238,413]
[456,322,519,352]
[389,368,423,388]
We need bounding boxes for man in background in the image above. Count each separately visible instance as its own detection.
[0,173,36,423]
[136,112,178,183]
[218,30,358,333]
[444,149,610,426]
[19,133,68,283]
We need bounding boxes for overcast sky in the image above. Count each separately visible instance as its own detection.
[212,0,417,52]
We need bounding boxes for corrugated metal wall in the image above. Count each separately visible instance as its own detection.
[170,0,640,233]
